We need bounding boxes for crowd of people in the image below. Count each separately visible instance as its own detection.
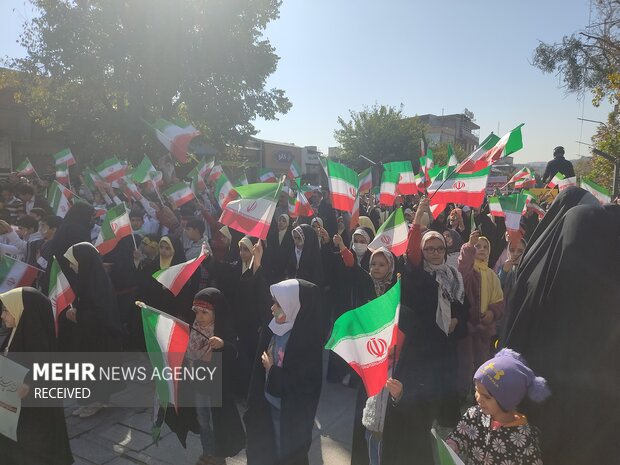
[0,165,618,465]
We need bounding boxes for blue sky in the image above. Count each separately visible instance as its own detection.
[0,0,611,163]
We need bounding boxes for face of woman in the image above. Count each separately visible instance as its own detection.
[370,253,390,281]
[443,231,453,247]
[293,232,304,249]
[312,222,321,234]
[239,244,252,263]
[353,234,368,245]
[277,216,288,231]
[193,305,215,327]
[0,305,15,328]
[422,237,446,265]
[474,239,490,261]
[159,241,173,259]
[271,300,286,324]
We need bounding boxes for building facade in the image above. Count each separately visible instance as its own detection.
[418,113,480,154]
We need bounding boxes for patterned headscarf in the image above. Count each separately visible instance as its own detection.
[370,247,395,297]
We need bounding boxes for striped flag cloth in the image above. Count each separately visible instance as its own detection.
[0,256,39,292]
[96,156,126,183]
[153,244,208,296]
[138,302,190,410]
[384,161,417,195]
[163,182,195,209]
[49,257,75,334]
[327,160,358,211]
[580,178,611,204]
[15,158,35,176]
[427,167,491,208]
[47,181,72,217]
[214,172,235,208]
[379,170,400,206]
[150,118,200,164]
[325,280,401,397]
[259,169,278,183]
[55,163,70,186]
[358,167,373,194]
[94,204,133,255]
[368,208,408,256]
[458,126,523,173]
[52,148,76,167]
[132,155,157,184]
[287,160,301,180]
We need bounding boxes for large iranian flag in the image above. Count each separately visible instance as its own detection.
[458,125,523,173]
[131,155,157,184]
[379,170,400,206]
[488,194,528,231]
[49,257,75,334]
[427,167,490,208]
[139,302,190,409]
[580,178,611,204]
[153,245,208,296]
[94,204,133,255]
[219,182,283,240]
[0,256,39,293]
[96,157,126,183]
[368,208,408,256]
[163,182,195,209]
[327,160,358,211]
[151,118,199,164]
[52,148,76,167]
[384,161,417,195]
[325,280,401,397]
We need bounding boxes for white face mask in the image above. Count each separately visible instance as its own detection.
[352,243,368,255]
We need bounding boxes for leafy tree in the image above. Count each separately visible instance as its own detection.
[427,142,466,168]
[334,104,426,171]
[591,109,619,190]
[1,0,291,164]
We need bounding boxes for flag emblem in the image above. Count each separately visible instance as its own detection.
[367,338,387,357]
[247,200,258,213]
[381,235,390,245]
[454,181,466,190]
[349,187,357,197]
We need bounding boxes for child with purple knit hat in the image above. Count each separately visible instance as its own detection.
[446,348,551,464]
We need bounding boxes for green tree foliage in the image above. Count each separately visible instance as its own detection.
[1,0,291,164]
[591,109,619,190]
[427,142,467,167]
[333,104,426,171]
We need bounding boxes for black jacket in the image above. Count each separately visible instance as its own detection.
[542,156,575,183]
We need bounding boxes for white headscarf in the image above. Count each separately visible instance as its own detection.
[268,279,301,336]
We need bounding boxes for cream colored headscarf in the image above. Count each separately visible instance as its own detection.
[358,216,376,235]
[278,214,290,245]
[159,237,175,270]
[473,237,504,314]
[238,236,254,274]
[1,288,25,352]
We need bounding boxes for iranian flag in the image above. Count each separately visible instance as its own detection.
[527,202,546,219]
[55,163,70,186]
[558,175,577,191]
[151,118,199,164]
[15,158,35,176]
[52,148,76,167]
[220,182,283,240]
[488,194,528,231]
[325,280,401,397]
[208,164,225,183]
[580,178,611,204]
[139,302,190,409]
[153,245,208,295]
[458,125,523,173]
[97,156,126,183]
[358,167,373,193]
[49,257,75,334]
[94,204,133,255]
[385,161,417,195]
[132,155,157,184]
[447,144,459,168]
[368,208,408,256]
[293,188,314,218]
[350,191,360,231]
[0,256,39,293]
[547,172,565,188]
[509,167,536,189]
[83,167,106,192]
[415,172,426,193]
[119,177,143,201]
[47,181,72,217]
[163,182,195,209]
[427,167,490,208]
[214,173,235,208]
[379,170,400,206]
[327,160,359,211]
[259,169,278,183]
[190,169,207,195]
[287,160,301,180]
[455,133,501,173]
[236,173,249,186]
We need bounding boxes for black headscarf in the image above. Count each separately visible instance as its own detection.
[294,224,324,287]
[503,202,620,465]
[192,288,237,344]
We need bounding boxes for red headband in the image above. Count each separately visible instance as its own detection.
[192,300,214,310]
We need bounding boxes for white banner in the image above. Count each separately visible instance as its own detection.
[0,356,29,441]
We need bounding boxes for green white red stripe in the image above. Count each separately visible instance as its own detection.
[325,280,401,397]
[52,148,76,167]
[350,191,360,231]
[132,155,157,184]
[447,144,458,167]
[83,167,106,192]
[558,175,577,191]
[163,182,195,209]
[49,257,75,334]
[287,160,301,180]
[47,181,72,217]
[580,178,611,204]
[0,256,39,293]
[140,303,190,409]
[358,167,373,193]
[56,163,69,185]
[458,125,523,173]
[368,208,408,256]
[488,194,528,231]
[379,170,400,206]
[236,173,249,186]
[15,158,35,176]
[219,182,283,240]
[214,172,235,208]
[259,169,277,183]
[455,133,501,173]
[327,160,359,211]
[94,204,133,255]
[151,118,199,164]
[97,156,126,183]
[427,167,490,208]
[120,177,143,201]
[384,161,417,195]
[153,245,208,295]
[208,164,225,183]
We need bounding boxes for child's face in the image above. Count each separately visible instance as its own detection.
[192,305,215,327]
[474,380,505,418]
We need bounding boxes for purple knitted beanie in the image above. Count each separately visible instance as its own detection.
[474,348,551,412]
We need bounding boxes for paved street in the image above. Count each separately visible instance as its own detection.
[65,371,356,465]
